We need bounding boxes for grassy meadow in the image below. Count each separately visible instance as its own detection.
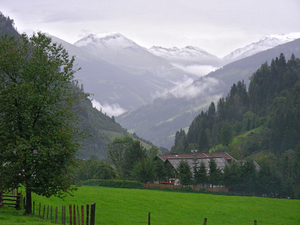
[0,206,52,225]
[2,186,299,225]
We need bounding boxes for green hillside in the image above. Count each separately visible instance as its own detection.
[77,97,127,159]
[171,53,300,198]
[174,53,300,156]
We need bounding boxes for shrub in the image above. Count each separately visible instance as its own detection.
[82,179,144,189]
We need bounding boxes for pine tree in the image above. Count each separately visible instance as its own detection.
[208,158,222,188]
[178,160,192,185]
[194,161,207,187]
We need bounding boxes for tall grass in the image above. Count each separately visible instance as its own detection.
[29,186,300,225]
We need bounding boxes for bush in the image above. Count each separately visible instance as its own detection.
[82,179,144,189]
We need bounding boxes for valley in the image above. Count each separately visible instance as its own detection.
[49,31,300,150]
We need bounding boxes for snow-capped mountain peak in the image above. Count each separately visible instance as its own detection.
[223,32,300,63]
[149,45,218,59]
[148,45,221,66]
[74,32,138,50]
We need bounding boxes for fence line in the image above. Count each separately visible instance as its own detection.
[34,201,96,225]
[0,190,22,210]
[2,196,260,224]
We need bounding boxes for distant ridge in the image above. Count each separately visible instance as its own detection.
[149,45,221,66]
[117,38,300,149]
[222,32,300,64]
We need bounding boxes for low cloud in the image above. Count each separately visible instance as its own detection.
[90,98,126,117]
[155,76,223,101]
[171,63,219,77]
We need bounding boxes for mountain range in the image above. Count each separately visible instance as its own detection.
[148,45,222,66]
[222,33,300,63]
[116,37,300,149]
[51,31,300,149]
[51,33,200,116]
[149,33,300,66]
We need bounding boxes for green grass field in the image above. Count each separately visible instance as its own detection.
[1,186,300,225]
[0,206,52,225]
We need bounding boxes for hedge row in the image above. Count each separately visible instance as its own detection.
[81,179,144,189]
[80,180,252,197]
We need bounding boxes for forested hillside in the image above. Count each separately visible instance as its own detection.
[172,53,300,156]
[171,54,300,197]
[0,12,19,38]
[77,95,127,159]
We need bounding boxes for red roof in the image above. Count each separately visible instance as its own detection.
[157,152,236,162]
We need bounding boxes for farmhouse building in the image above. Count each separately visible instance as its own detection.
[154,152,237,175]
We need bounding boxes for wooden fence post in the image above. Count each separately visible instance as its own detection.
[50,206,52,222]
[81,205,84,225]
[47,205,49,220]
[33,202,35,215]
[62,205,65,225]
[203,218,207,225]
[55,206,58,223]
[69,205,72,225]
[148,212,150,225]
[90,203,96,225]
[16,193,21,210]
[39,203,41,217]
[254,220,257,225]
[64,205,67,225]
[86,204,89,225]
[73,204,76,225]
[42,205,45,220]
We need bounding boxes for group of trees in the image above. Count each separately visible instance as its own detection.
[176,145,300,198]
[107,135,173,183]
[177,158,222,188]
[0,12,19,38]
[171,53,300,198]
[72,158,118,183]
[172,53,300,156]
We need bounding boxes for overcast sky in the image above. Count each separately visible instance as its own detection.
[2,0,300,57]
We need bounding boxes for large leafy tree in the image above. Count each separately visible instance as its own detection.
[131,158,155,183]
[73,159,117,183]
[108,135,146,179]
[0,32,85,214]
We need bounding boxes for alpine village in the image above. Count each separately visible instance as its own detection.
[0,11,300,225]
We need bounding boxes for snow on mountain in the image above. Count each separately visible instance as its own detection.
[222,32,300,64]
[148,46,222,77]
[74,33,198,81]
[74,32,169,68]
[75,32,138,51]
[74,32,144,62]
[149,46,221,66]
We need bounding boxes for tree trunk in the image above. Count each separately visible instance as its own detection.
[25,186,32,214]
